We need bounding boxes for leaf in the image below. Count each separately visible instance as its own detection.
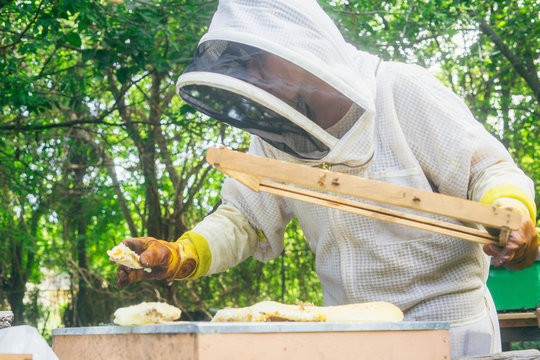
[66,32,82,47]
[116,67,130,84]
[82,49,94,62]
[180,103,195,115]
[95,49,111,65]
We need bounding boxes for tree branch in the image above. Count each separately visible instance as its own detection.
[0,117,120,132]
[0,0,46,49]
[473,12,540,102]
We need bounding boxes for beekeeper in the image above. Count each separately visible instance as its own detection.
[113,0,538,357]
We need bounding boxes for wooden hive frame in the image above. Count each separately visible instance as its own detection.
[206,147,522,246]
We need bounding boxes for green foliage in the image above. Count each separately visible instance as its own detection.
[511,341,540,351]
[0,0,537,344]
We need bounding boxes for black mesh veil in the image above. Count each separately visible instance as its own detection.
[177,40,355,159]
[179,85,329,159]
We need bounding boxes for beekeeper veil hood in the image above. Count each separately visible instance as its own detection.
[176,0,380,163]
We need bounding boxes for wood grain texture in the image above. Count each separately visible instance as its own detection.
[53,329,450,360]
[206,147,521,230]
[197,331,450,360]
[53,333,196,360]
[0,355,33,360]
[207,147,518,245]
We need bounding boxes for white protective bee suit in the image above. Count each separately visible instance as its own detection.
[175,0,536,358]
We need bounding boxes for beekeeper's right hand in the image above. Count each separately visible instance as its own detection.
[115,237,199,290]
[483,212,539,271]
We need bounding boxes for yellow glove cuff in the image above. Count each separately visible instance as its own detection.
[174,239,199,279]
[177,231,212,280]
[480,184,536,222]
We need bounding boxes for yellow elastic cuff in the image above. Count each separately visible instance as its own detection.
[177,231,211,280]
[176,239,198,278]
[480,184,536,222]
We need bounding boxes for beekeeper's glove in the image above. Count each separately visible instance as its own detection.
[482,202,538,271]
[115,237,198,290]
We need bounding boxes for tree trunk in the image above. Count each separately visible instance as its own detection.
[140,145,162,238]
[3,199,41,325]
[62,128,91,326]
[5,240,26,325]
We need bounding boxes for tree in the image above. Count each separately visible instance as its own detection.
[0,0,228,324]
[0,138,48,324]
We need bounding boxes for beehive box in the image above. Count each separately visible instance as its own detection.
[52,321,450,360]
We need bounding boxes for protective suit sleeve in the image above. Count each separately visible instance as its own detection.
[220,137,296,262]
[187,204,260,275]
[180,140,294,276]
[390,63,533,208]
[468,161,536,221]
